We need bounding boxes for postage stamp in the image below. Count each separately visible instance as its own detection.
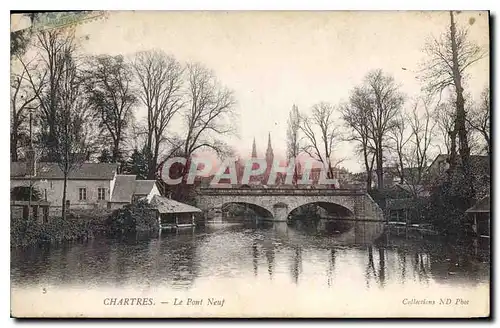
[9,10,491,319]
[11,11,108,33]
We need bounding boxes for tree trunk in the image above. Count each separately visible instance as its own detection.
[449,11,474,201]
[112,138,120,163]
[61,173,68,219]
[11,133,19,162]
[363,145,374,191]
[148,139,161,180]
[376,142,384,189]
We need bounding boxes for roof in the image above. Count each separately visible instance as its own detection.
[110,175,137,203]
[466,196,490,213]
[10,162,119,180]
[428,154,449,170]
[428,154,490,174]
[395,183,430,197]
[150,195,202,214]
[135,180,157,195]
[109,176,158,203]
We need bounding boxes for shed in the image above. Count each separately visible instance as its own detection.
[466,196,490,238]
[150,195,202,229]
[11,200,51,223]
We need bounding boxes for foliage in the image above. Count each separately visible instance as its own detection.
[97,148,113,163]
[426,171,473,234]
[84,54,137,163]
[10,186,42,201]
[105,200,159,236]
[122,147,149,179]
[11,212,109,247]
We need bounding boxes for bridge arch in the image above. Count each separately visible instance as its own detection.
[287,201,355,220]
[195,188,384,223]
[221,201,273,218]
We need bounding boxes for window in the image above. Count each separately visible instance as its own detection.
[79,188,87,201]
[98,188,106,201]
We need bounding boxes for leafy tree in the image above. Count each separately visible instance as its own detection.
[85,55,137,163]
[123,147,149,180]
[97,149,113,163]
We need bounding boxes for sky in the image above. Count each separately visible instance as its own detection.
[15,11,490,173]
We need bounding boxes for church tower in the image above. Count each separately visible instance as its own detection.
[265,133,274,184]
[265,132,274,165]
[251,137,257,158]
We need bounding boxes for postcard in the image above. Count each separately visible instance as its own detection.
[10,10,490,318]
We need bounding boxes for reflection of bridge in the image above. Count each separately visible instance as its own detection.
[196,188,384,222]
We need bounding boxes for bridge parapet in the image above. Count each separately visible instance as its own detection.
[197,187,366,197]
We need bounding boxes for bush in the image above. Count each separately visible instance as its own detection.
[10,210,111,247]
[105,200,159,236]
[426,170,476,235]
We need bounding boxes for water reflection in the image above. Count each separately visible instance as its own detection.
[11,218,490,293]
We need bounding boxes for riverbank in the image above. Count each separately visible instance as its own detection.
[11,203,161,248]
[10,211,109,248]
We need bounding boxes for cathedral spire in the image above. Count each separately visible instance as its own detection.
[266,132,273,158]
[251,137,257,158]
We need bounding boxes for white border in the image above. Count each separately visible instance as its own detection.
[3,1,498,327]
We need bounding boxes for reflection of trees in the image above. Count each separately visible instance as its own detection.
[157,230,200,289]
[252,240,258,277]
[290,245,302,284]
[364,246,386,289]
[397,248,407,284]
[413,252,430,284]
[365,246,377,289]
[264,242,275,280]
[378,247,386,287]
[327,248,336,287]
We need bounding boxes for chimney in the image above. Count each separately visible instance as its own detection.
[25,145,36,177]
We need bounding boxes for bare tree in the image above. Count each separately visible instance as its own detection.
[467,87,490,156]
[53,53,93,219]
[182,62,237,159]
[351,69,405,189]
[300,102,342,180]
[340,97,376,190]
[286,104,301,184]
[10,57,43,161]
[133,50,185,179]
[403,97,436,195]
[432,100,456,155]
[387,112,412,184]
[22,29,78,161]
[420,11,487,188]
[85,54,137,163]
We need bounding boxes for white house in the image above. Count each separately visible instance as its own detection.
[10,160,160,213]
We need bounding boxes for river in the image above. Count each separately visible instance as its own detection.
[10,218,490,318]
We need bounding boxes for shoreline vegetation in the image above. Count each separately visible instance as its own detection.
[11,198,480,249]
[11,202,159,248]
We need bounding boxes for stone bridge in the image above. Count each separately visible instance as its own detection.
[195,188,385,222]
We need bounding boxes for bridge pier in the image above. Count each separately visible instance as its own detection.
[272,204,289,222]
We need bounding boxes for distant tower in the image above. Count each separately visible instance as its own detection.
[265,132,274,166]
[265,133,274,184]
[251,137,257,158]
[249,137,260,185]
